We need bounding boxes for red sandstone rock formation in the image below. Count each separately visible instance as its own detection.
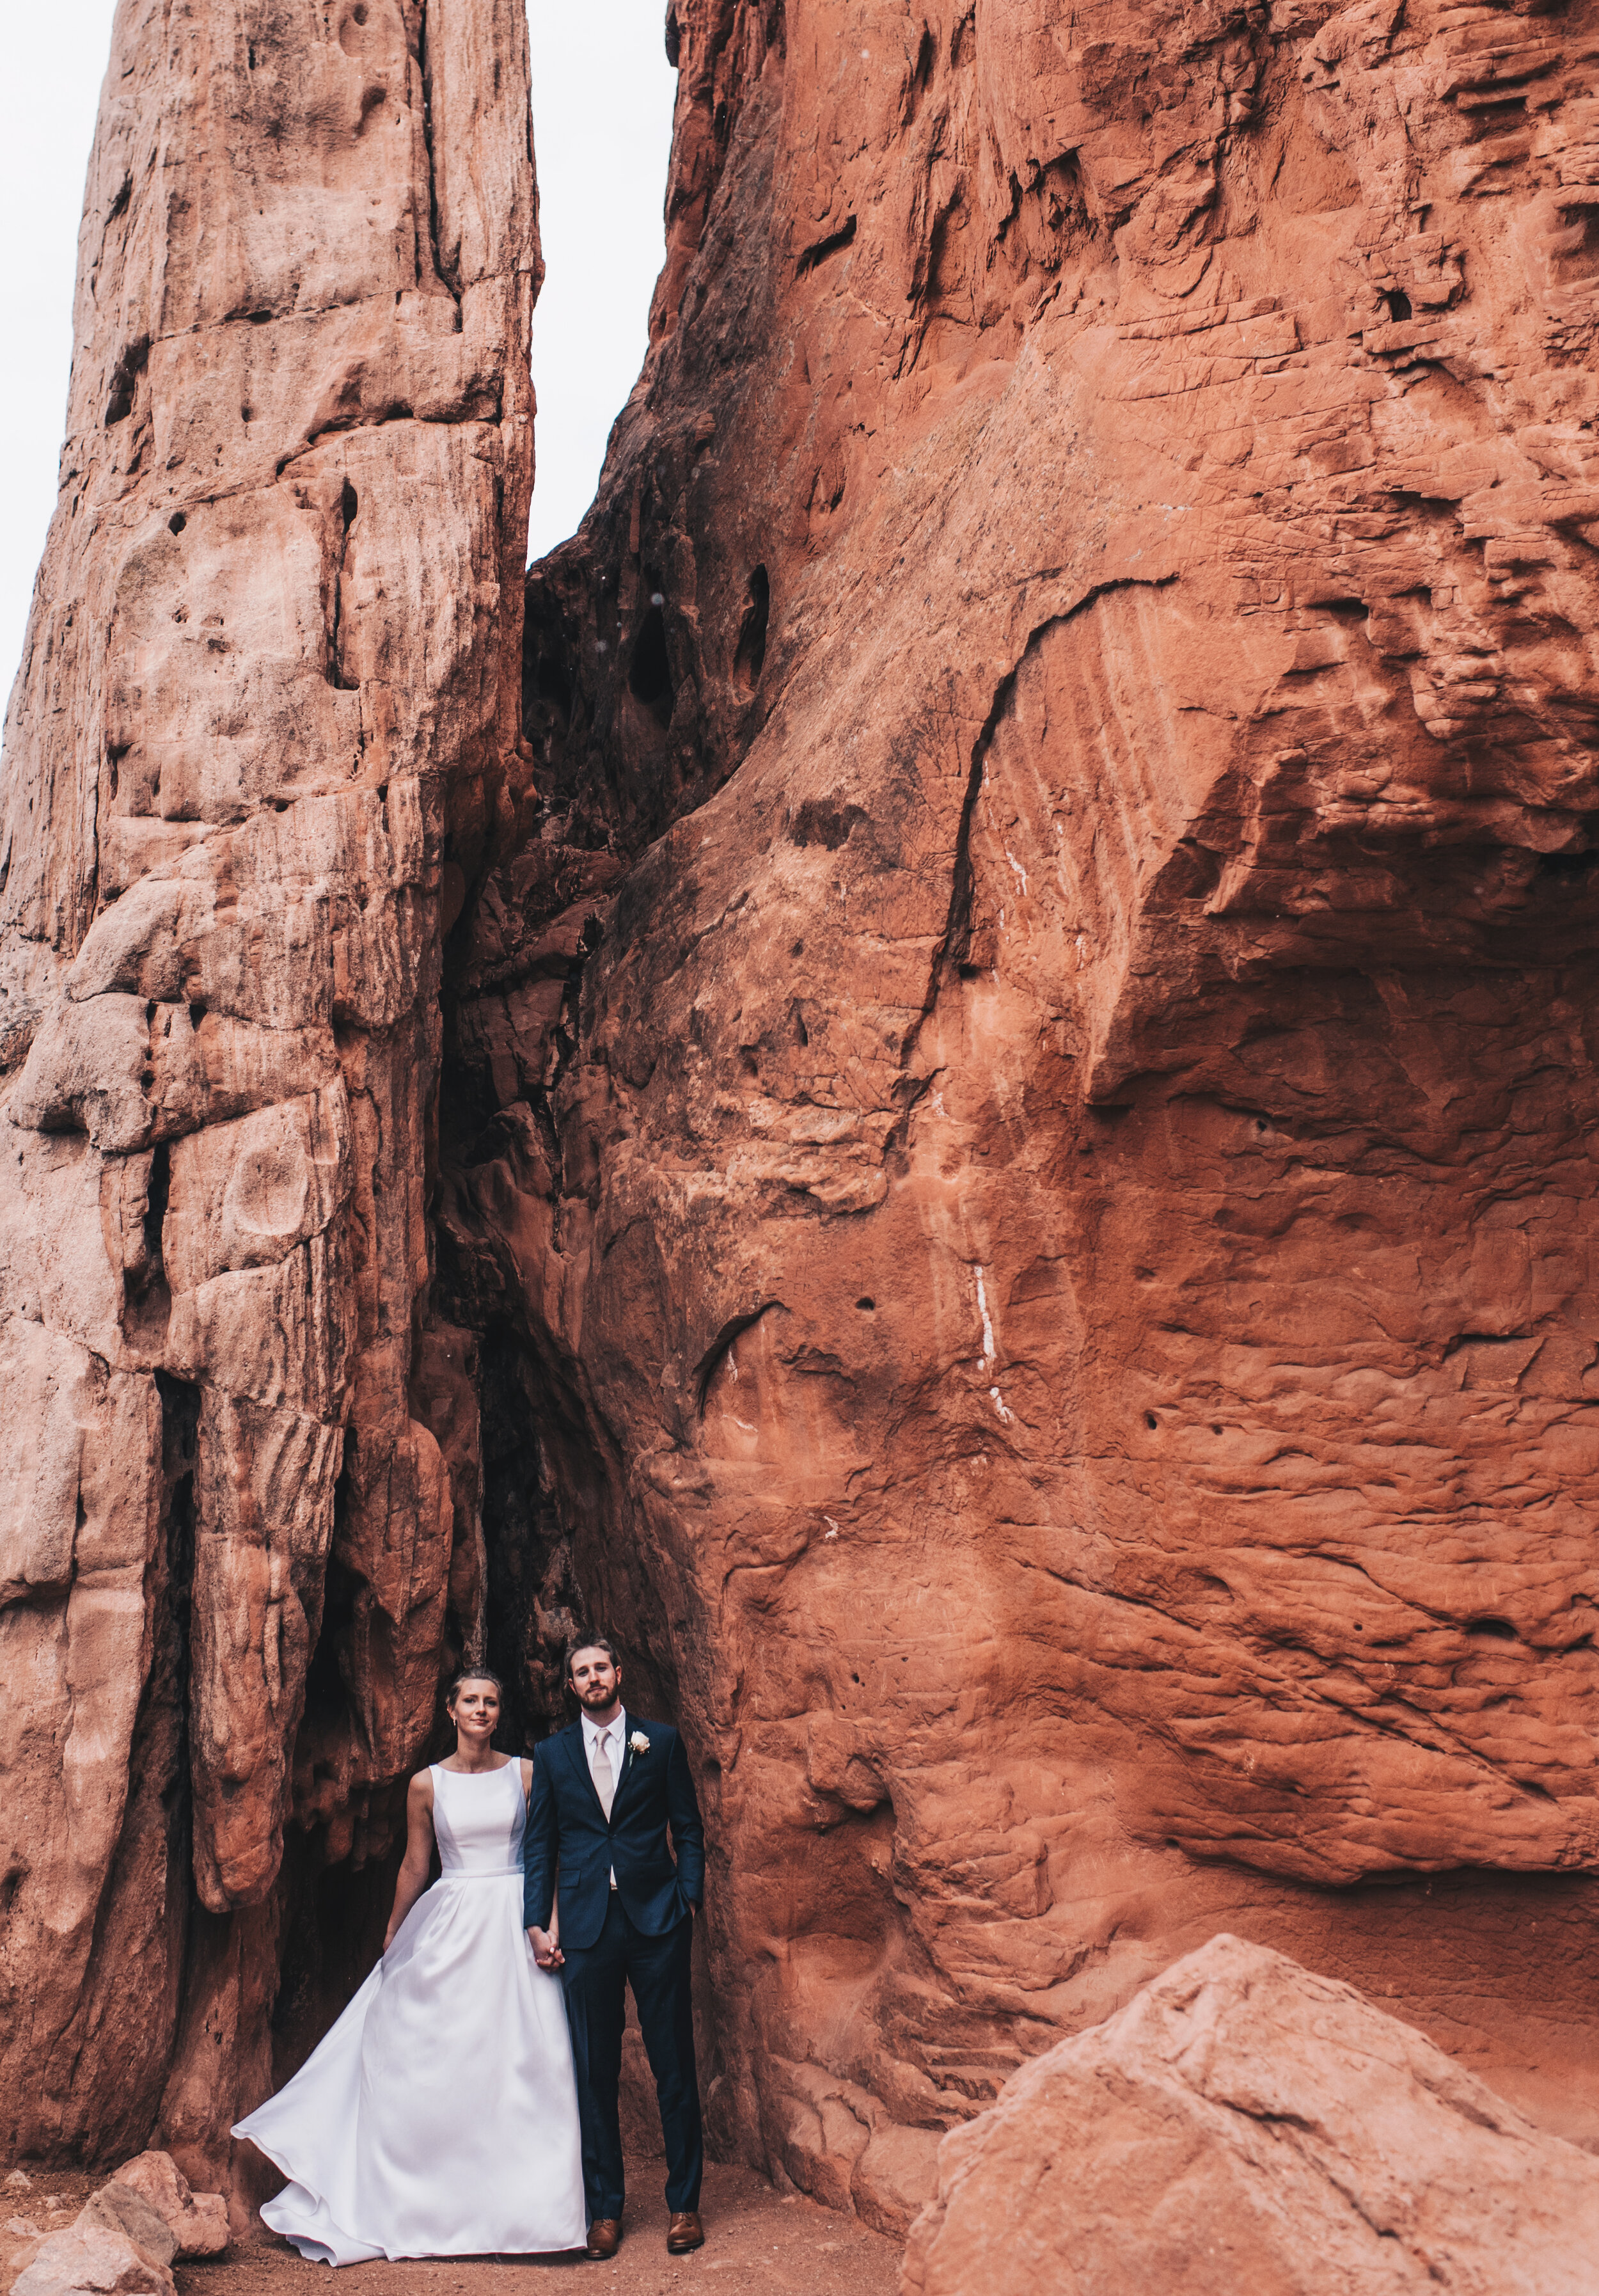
[446,0,1599,2231]
[901,1935,1599,2293]
[0,0,535,2169]
[8,0,1599,2249]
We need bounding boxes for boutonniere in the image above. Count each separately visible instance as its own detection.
[629,1730,651,1755]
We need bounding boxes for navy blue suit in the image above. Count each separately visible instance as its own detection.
[523,1715,705,2222]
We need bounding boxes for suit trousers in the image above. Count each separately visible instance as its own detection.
[558,1894,702,2222]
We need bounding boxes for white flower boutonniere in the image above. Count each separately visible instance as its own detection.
[629,1730,651,1756]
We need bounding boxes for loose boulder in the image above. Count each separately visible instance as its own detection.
[3,2153,231,2296]
[8,2221,171,2296]
[73,2193,173,2274]
[902,1935,1599,2295]
[111,2158,227,2258]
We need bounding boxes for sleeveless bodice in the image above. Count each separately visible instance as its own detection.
[429,1761,526,1877]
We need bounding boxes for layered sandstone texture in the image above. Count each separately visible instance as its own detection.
[443,0,1599,2233]
[11,0,1599,2244]
[0,0,536,2164]
[902,1936,1599,2295]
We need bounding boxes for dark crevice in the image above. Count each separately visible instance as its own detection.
[123,1144,172,1352]
[734,564,769,688]
[416,0,463,310]
[628,603,675,725]
[796,213,857,277]
[477,1328,588,1748]
[694,1301,785,1413]
[329,480,360,689]
[154,1367,200,1800]
[105,337,150,427]
[892,573,1179,1130]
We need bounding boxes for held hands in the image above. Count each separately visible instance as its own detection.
[527,1926,565,1970]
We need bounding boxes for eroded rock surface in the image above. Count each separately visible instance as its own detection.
[901,1935,1599,2293]
[8,0,1599,2245]
[0,0,535,2166]
[442,0,1599,2233]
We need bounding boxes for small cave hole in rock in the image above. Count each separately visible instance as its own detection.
[341,478,359,533]
[856,1296,875,1311]
[1383,289,1412,321]
[735,564,770,689]
[168,512,187,535]
[1467,1617,1518,1640]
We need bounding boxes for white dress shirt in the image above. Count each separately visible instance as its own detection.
[582,1707,626,1888]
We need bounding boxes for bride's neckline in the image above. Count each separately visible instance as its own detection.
[437,1754,516,1775]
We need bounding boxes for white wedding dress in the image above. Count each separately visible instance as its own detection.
[233,1759,587,2263]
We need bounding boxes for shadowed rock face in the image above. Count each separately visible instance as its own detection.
[7,0,1599,2240]
[0,0,535,2169]
[444,0,1599,2233]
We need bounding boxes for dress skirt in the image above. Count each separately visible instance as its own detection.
[234,1767,586,2264]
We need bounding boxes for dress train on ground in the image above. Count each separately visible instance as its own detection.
[233,1761,586,2264]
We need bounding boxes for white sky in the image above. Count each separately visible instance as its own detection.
[0,0,675,708]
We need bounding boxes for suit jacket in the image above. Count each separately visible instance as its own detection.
[523,1713,705,1950]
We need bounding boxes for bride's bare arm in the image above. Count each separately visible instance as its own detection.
[383,1772,436,1950]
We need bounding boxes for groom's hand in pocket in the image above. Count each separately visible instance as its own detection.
[527,1926,565,1970]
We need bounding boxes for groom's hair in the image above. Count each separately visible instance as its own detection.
[565,1635,620,1681]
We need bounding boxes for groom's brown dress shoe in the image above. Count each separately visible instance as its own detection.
[586,2220,621,2260]
[666,2212,704,2253]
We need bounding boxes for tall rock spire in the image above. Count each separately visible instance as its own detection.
[0,0,537,2162]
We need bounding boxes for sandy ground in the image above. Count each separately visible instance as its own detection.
[1,2159,902,2296]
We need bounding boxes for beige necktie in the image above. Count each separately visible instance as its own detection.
[591,1731,615,1818]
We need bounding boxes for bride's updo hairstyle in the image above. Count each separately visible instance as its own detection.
[444,1666,504,1713]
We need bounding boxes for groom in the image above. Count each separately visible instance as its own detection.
[524,1636,706,2260]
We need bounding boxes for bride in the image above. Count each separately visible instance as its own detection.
[233,1669,587,2263]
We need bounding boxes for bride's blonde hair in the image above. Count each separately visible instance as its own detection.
[445,1665,505,1713]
